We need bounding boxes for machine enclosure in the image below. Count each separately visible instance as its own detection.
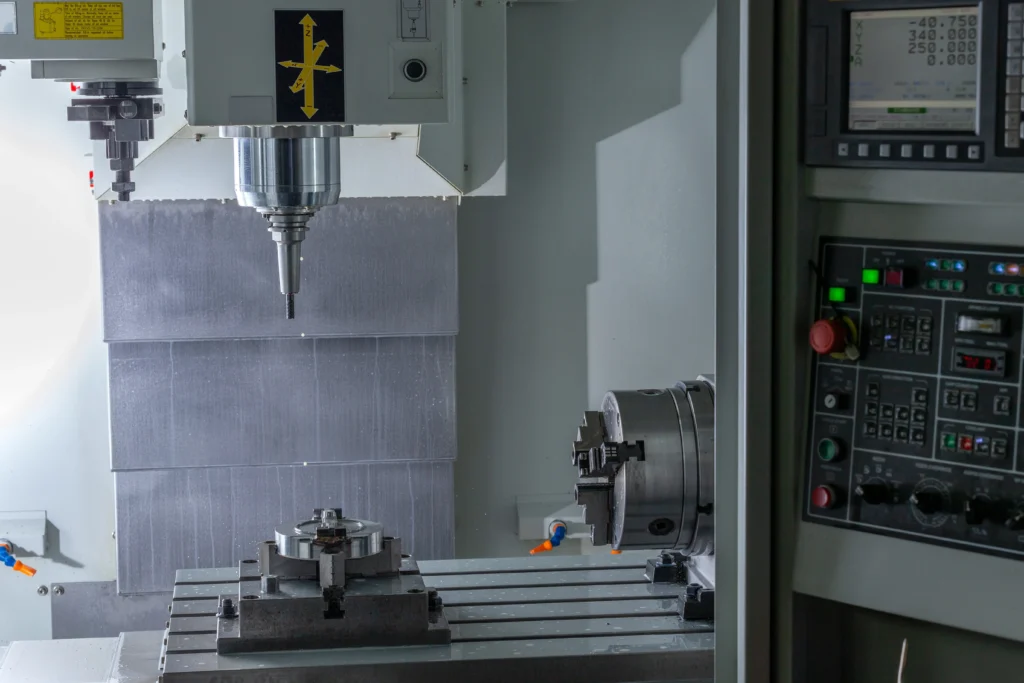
[184,0,449,126]
[0,0,159,61]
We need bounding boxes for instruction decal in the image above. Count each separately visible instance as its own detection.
[34,2,123,40]
[0,3,17,35]
[275,10,345,123]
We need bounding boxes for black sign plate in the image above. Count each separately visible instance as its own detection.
[274,10,345,123]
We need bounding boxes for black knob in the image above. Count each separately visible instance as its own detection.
[855,482,892,506]
[964,497,988,526]
[911,490,945,515]
[1006,507,1024,531]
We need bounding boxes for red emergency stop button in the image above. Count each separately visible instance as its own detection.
[812,485,839,510]
[810,319,847,355]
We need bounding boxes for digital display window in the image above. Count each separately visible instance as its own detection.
[848,6,980,133]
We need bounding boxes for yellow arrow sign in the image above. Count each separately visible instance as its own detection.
[277,14,342,120]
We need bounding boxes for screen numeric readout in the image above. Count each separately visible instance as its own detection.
[848,6,980,133]
[952,347,1006,377]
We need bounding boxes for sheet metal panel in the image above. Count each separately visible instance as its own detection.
[100,198,458,341]
[108,337,456,470]
[49,582,170,640]
[161,633,716,682]
[116,462,454,594]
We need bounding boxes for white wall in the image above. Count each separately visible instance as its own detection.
[0,62,115,642]
[455,0,717,558]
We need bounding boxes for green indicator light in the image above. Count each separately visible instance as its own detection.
[828,287,847,303]
[953,280,966,293]
[1007,284,1018,297]
[817,439,840,462]
[992,282,1005,295]
[926,278,939,290]
[942,260,954,271]
[943,433,957,450]
[940,279,952,291]
[862,269,881,285]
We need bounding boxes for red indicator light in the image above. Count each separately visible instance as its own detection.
[70,82,78,92]
[959,435,974,452]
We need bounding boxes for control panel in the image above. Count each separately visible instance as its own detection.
[805,238,1024,560]
[804,0,1024,171]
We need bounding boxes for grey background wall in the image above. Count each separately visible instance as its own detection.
[455,0,717,558]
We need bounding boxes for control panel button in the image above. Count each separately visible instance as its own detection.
[993,438,1009,459]
[895,426,909,442]
[911,408,927,425]
[857,143,870,158]
[899,337,915,354]
[945,145,958,160]
[912,388,928,405]
[959,434,975,452]
[923,144,935,159]
[911,428,926,445]
[1009,79,1023,95]
[809,319,847,355]
[994,395,1013,416]
[916,318,933,334]
[864,401,879,418]
[915,338,931,355]
[1008,112,1022,129]
[1007,130,1022,149]
[867,382,880,398]
[901,144,913,158]
[880,403,895,420]
[879,143,891,158]
[817,438,842,462]
[900,316,916,333]
[943,389,960,407]
[863,422,878,437]
[975,437,991,455]
[1009,60,1023,77]
[1011,3,1024,21]
[880,424,894,440]
[837,142,849,157]
[885,268,907,288]
[895,406,910,422]
[1012,22,1024,40]
[956,313,1007,336]
[1011,40,1024,58]
[968,145,982,160]
[941,432,957,451]
[812,485,840,510]
[960,392,978,411]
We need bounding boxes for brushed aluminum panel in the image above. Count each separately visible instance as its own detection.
[99,198,458,341]
[108,337,456,469]
[116,462,454,594]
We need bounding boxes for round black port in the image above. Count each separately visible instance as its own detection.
[241,595,259,600]
[241,559,257,564]
[648,518,675,536]
[403,59,427,82]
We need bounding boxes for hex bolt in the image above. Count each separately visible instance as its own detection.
[218,597,237,619]
[261,574,280,594]
[37,586,48,596]
[52,585,65,596]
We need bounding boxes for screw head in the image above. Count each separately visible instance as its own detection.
[37,586,48,596]
[52,585,65,596]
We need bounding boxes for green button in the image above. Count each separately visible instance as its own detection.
[817,438,841,462]
[942,260,954,271]
[940,279,952,291]
[1007,284,1018,297]
[828,287,847,303]
[862,269,881,285]
[953,280,966,293]
[925,278,940,290]
[991,282,1005,295]
[943,433,957,450]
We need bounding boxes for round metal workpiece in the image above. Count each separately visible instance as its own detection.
[605,378,715,554]
[275,513,385,561]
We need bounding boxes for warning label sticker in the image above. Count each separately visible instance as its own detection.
[34,2,123,40]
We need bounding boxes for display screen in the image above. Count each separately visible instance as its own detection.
[848,6,980,133]
[952,347,1006,376]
